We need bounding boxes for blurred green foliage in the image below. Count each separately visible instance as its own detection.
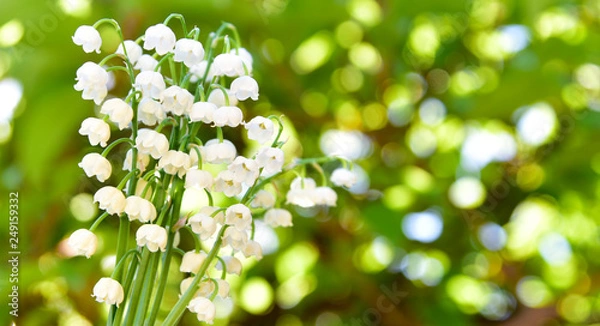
[2,0,600,325]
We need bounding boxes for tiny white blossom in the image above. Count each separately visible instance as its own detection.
[286,177,317,208]
[213,53,245,77]
[74,62,109,105]
[331,168,357,188]
[245,116,274,144]
[72,25,102,53]
[79,118,111,147]
[264,208,293,227]
[242,240,263,260]
[163,85,194,116]
[180,277,195,295]
[189,101,217,124]
[136,224,168,252]
[126,178,153,200]
[189,61,217,82]
[123,149,150,172]
[180,250,208,274]
[158,150,191,177]
[251,190,275,208]
[124,196,157,223]
[94,186,126,215]
[311,186,337,207]
[143,23,176,55]
[215,256,242,275]
[224,204,252,231]
[256,147,285,177]
[68,229,98,258]
[230,48,253,72]
[136,128,169,159]
[174,38,205,67]
[92,278,124,306]
[115,40,142,64]
[187,297,216,324]
[221,227,248,251]
[201,139,237,164]
[135,71,166,100]
[207,88,238,107]
[228,156,259,186]
[100,98,133,130]
[138,98,166,126]
[215,279,230,298]
[79,153,112,182]
[213,106,243,128]
[231,76,259,101]
[134,54,159,71]
[214,170,243,197]
[185,169,213,189]
[188,212,217,240]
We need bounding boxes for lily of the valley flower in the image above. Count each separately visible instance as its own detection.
[162,85,194,116]
[214,170,242,197]
[174,38,205,67]
[67,229,98,258]
[79,117,111,147]
[231,76,259,101]
[286,177,317,208]
[189,101,217,124]
[94,186,126,215]
[158,150,192,177]
[213,53,244,77]
[215,256,242,275]
[245,116,274,144]
[187,212,217,240]
[134,54,159,71]
[185,169,214,189]
[180,250,208,274]
[136,224,168,252]
[251,190,275,208]
[207,88,238,107]
[221,227,248,251]
[331,167,357,188]
[115,40,142,64]
[230,48,253,73]
[123,149,150,172]
[213,106,243,128]
[92,278,124,306]
[136,128,170,159]
[228,156,259,186]
[187,297,216,324]
[256,147,284,177]
[135,71,166,100]
[72,25,102,53]
[242,240,263,260]
[79,153,112,182]
[143,23,176,55]
[312,186,338,207]
[264,208,293,227]
[224,204,252,231]
[74,62,109,105]
[124,196,157,223]
[200,139,237,164]
[100,98,134,130]
[138,98,166,126]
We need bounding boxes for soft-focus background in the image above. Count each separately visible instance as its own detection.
[2,0,600,325]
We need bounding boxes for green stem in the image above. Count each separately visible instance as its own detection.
[163,13,188,36]
[123,249,151,326]
[162,226,228,325]
[101,138,134,157]
[110,250,139,326]
[133,252,160,325]
[145,230,176,325]
[89,212,110,231]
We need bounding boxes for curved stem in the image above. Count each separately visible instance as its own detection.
[89,211,110,231]
[163,13,188,36]
[101,138,134,157]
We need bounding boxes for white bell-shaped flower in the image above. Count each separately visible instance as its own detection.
[138,98,166,126]
[214,170,242,197]
[222,227,248,251]
[163,85,194,116]
[256,147,284,177]
[135,128,169,159]
[242,240,263,260]
[224,204,252,231]
[189,101,217,124]
[185,169,213,189]
[68,229,98,258]
[264,208,293,228]
[79,153,112,182]
[100,98,133,130]
[189,61,217,83]
[126,178,153,200]
[72,25,102,53]
[92,278,124,306]
[94,186,126,215]
[135,71,166,100]
[286,177,317,208]
[115,40,142,64]
[124,196,157,223]
[179,277,195,295]
[207,88,238,107]
[311,186,337,207]
[134,54,159,71]
[230,48,253,72]
[230,76,259,101]
[245,116,274,144]
[123,149,150,172]
[174,38,205,67]
[215,279,230,298]
[188,212,217,240]
[251,190,275,208]
[143,23,176,55]
[74,62,109,105]
[158,150,191,177]
[228,156,259,186]
[330,168,357,188]
[187,297,216,325]
[200,139,237,164]
[213,106,243,128]
[215,256,242,275]
[136,224,168,252]
[79,118,111,147]
[180,250,208,274]
[213,53,244,77]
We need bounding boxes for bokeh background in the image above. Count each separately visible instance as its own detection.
[2,0,600,325]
